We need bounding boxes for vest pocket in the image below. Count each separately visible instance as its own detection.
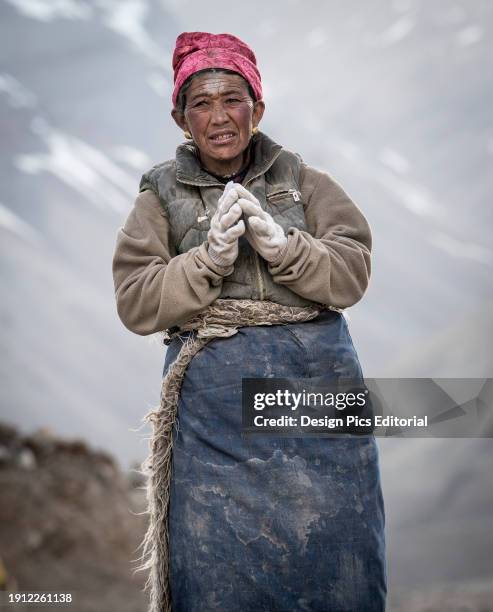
[266,189,302,203]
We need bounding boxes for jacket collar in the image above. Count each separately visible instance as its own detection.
[175,130,283,187]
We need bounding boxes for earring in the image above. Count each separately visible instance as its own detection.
[184,130,192,140]
[252,126,259,135]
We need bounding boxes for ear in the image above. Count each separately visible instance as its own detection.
[171,108,188,132]
[252,99,265,129]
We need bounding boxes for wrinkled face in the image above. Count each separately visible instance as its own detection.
[172,72,264,175]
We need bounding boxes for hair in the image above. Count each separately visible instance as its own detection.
[175,68,256,113]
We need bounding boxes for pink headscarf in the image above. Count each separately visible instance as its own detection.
[172,32,263,108]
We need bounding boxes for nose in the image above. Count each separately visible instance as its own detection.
[210,100,229,125]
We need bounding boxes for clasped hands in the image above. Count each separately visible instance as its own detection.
[207,181,288,268]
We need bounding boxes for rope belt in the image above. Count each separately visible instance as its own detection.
[133,298,340,612]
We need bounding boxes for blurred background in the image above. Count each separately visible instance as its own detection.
[0,0,492,610]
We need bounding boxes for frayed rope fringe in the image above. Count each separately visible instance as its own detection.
[130,299,326,612]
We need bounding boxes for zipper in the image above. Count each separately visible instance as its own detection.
[252,250,265,300]
[267,189,301,203]
[177,178,219,224]
[197,203,210,223]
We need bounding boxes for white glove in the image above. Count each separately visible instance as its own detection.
[229,184,288,264]
[207,181,245,267]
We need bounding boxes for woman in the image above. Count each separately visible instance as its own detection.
[112,31,386,612]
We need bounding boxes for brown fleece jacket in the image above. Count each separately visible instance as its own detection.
[112,164,372,336]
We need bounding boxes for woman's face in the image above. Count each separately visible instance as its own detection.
[172,72,265,176]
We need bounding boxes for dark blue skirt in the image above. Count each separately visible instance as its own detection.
[164,310,386,611]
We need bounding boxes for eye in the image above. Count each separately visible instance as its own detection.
[193,100,207,107]
[226,98,241,104]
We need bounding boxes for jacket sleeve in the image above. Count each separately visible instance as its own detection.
[112,189,234,336]
[267,163,372,308]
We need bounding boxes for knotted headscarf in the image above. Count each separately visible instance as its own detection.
[171,31,263,108]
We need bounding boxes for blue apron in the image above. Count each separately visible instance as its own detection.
[164,310,387,611]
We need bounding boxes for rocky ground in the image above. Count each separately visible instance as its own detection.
[393,587,493,612]
[0,422,148,611]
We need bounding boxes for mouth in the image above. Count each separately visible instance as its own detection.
[208,132,237,145]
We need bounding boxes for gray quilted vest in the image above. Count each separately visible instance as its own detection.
[139,131,317,308]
